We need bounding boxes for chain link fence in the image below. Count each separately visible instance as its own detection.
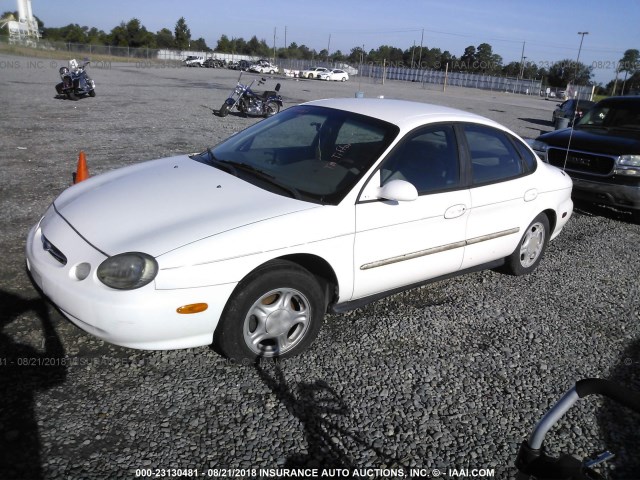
[2,37,594,99]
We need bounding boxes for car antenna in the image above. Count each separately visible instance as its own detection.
[562,101,579,172]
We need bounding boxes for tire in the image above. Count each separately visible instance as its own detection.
[214,260,325,360]
[308,74,314,79]
[503,213,550,276]
[341,77,347,82]
[269,69,275,74]
[67,91,78,101]
[219,102,230,117]
[631,210,640,225]
[88,89,96,97]
[264,101,280,117]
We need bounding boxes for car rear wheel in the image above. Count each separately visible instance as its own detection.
[214,260,325,360]
[503,213,550,276]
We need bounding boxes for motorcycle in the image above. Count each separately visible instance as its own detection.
[55,58,96,100]
[218,73,282,118]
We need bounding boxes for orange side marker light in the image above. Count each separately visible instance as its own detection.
[177,303,208,314]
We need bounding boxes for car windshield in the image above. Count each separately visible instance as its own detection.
[577,101,640,130]
[195,105,399,205]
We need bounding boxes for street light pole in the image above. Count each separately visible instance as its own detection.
[575,32,589,83]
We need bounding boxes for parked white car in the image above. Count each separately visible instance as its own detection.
[183,55,204,67]
[249,60,279,74]
[318,69,349,82]
[300,66,330,79]
[26,98,573,360]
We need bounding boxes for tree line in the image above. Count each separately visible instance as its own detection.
[2,11,637,93]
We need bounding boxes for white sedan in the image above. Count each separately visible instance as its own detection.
[318,69,349,81]
[26,99,573,360]
[249,61,279,74]
[300,67,330,79]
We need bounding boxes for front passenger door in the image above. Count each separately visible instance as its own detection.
[352,124,470,300]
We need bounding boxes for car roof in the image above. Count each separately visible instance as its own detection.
[301,98,505,131]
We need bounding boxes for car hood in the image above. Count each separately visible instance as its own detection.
[538,127,640,155]
[53,155,318,257]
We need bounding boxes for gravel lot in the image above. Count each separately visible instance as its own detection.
[1,53,639,480]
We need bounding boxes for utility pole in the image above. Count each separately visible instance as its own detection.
[284,26,287,50]
[327,34,331,62]
[417,28,424,68]
[411,40,415,68]
[273,27,276,61]
[518,41,525,80]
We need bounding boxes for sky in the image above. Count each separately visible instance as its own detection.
[3,0,639,85]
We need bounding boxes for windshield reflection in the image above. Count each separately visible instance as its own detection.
[201,106,399,205]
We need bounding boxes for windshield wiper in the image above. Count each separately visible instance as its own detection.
[222,160,302,200]
[574,124,608,131]
[207,149,239,176]
[610,125,640,132]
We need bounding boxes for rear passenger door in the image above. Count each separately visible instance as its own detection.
[460,123,539,270]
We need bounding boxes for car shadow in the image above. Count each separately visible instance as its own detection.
[572,200,638,225]
[254,360,406,469]
[518,117,554,136]
[597,338,640,478]
[0,290,67,480]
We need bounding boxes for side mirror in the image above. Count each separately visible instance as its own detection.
[378,179,418,202]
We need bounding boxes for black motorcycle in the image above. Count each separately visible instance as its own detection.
[55,59,96,100]
[218,74,282,118]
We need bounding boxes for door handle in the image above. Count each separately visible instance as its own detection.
[444,204,467,219]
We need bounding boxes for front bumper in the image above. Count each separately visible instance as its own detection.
[25,211,237,350]
[571,176,640,212]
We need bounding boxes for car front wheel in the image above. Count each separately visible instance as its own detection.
[214,260,325,360]
[503,213,550,275]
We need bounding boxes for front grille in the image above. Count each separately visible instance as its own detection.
[547,148,616,176]
[42,235,67,265]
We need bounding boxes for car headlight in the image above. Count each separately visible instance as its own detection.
[97,252,158,290]
[615,155,640,176]
[529,139,549,153]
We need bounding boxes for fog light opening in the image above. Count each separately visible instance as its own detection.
[72,262,91,281]
[177,303,208,314]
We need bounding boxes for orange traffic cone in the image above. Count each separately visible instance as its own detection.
[73,151,90,184]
